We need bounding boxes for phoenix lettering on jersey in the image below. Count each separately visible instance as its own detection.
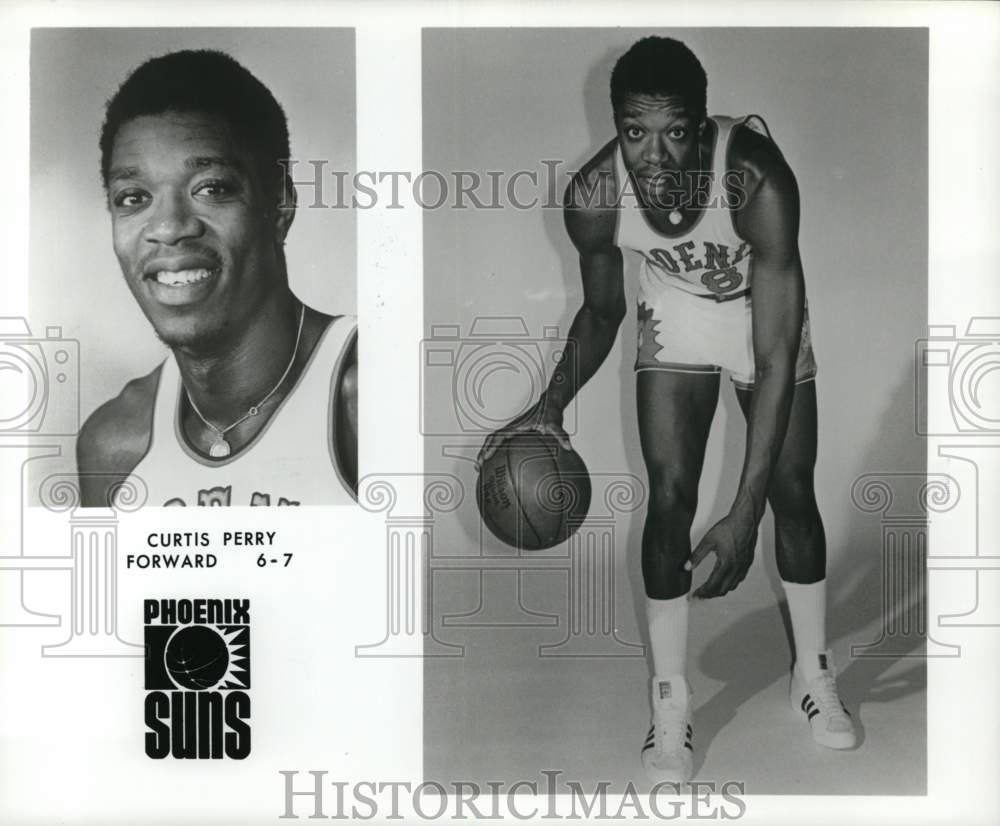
[164,486,301,507]
[637,239,751,295]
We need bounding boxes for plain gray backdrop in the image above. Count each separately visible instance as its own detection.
[422,27,927,794]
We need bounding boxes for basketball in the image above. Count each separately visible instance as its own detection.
[477,432,592,550]
[165,626,230,690]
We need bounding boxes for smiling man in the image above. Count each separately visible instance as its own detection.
[77,50,357,507]
[480,36,855,782]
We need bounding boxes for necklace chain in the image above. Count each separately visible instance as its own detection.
[185,304,306,453]
[668,140,705,225]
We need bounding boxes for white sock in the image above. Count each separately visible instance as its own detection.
[782,579,827,680]
[646,595,689,679]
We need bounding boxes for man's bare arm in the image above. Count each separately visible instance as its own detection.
[76,370,157,507]
[335,332,358,495]
[688,149,805,598]
[478,172,624,461]
[732,163,804,520]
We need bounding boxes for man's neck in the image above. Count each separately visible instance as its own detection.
[174,290,302,425]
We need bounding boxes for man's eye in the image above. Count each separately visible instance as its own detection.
[625,126,644,140]
[113,190,149,209]
[668,128,688,140]
[194,179,235,198]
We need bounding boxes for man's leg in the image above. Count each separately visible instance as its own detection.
[735,379,855,749]
[639,370,720,599]
[734,379,825,653]
[637,369,719,780]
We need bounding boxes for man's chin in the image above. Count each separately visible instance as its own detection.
[151,318,229,354]
[638,183,686,212]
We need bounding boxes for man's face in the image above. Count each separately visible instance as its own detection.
[107,110,291,350]
[615,93,702,208]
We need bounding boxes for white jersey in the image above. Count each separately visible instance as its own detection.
[117,315,357,507]
[613,115,758,303]
[612,115,818,386]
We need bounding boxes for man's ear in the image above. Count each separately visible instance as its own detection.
[273,172,296,244]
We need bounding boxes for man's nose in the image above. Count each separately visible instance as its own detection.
[642,135,667,166]
[642,137,673,168]
[143,192,203,245]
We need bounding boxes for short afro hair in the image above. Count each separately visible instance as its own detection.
[99,49,290,189]
[610,37,707,119]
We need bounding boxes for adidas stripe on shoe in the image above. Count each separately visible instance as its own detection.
[789,650,857,750]
[641,675,694,783]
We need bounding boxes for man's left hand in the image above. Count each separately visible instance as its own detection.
[686,509,760,599]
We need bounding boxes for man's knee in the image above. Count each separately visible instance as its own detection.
[648,471,698,524]
[768,471,818,521]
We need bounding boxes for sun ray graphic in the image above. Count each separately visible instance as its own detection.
[218,625,250,689]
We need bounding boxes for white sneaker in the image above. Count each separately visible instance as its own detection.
[789,649,857,750]
[641,675,694,783]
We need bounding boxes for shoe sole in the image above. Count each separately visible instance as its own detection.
[641,752,694,785]
[641,723,694,783]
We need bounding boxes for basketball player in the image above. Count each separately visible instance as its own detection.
[480,37,855,782]
[76,50,357,507]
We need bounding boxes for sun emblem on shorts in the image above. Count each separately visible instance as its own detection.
[637,301,664,364]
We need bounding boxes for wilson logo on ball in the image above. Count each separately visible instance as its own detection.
[477,432,591,550]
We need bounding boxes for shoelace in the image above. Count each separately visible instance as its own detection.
[655,703,688,754]
[811,672,849,722]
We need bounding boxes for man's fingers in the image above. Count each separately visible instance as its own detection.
[730,559,754,593]
[692,558,726,599]
[718,555,753,597]
[478,423,532,469]
[685,540,712,572]
[478,428,515,467]
[479,405,564,472]
[543,424,572,452]
[717,569,740,598]
[477,435,498,468]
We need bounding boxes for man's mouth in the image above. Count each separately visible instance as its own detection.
[141,261,221,308]
[152,268,216,287]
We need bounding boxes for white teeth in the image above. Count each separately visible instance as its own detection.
[154,268,213,287]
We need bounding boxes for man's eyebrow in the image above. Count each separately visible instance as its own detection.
[184,155,243,171]
[108,166,140,184]
[620,105,692,121]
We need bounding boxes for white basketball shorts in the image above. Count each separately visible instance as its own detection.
[634,287,817,390]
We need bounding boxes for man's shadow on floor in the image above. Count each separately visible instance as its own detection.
[690,372,930,776]
[691,553,927,776]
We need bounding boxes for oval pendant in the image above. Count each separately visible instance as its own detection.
[668,209,683,226]
[209,439,231,459]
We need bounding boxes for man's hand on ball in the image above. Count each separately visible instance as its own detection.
[477,396,570,469]
[685,510,759,599]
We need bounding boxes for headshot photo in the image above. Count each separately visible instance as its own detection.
[421,27,928,794]
[29,28,357,507]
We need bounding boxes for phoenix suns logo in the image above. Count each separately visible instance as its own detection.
[143,598,251,759]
